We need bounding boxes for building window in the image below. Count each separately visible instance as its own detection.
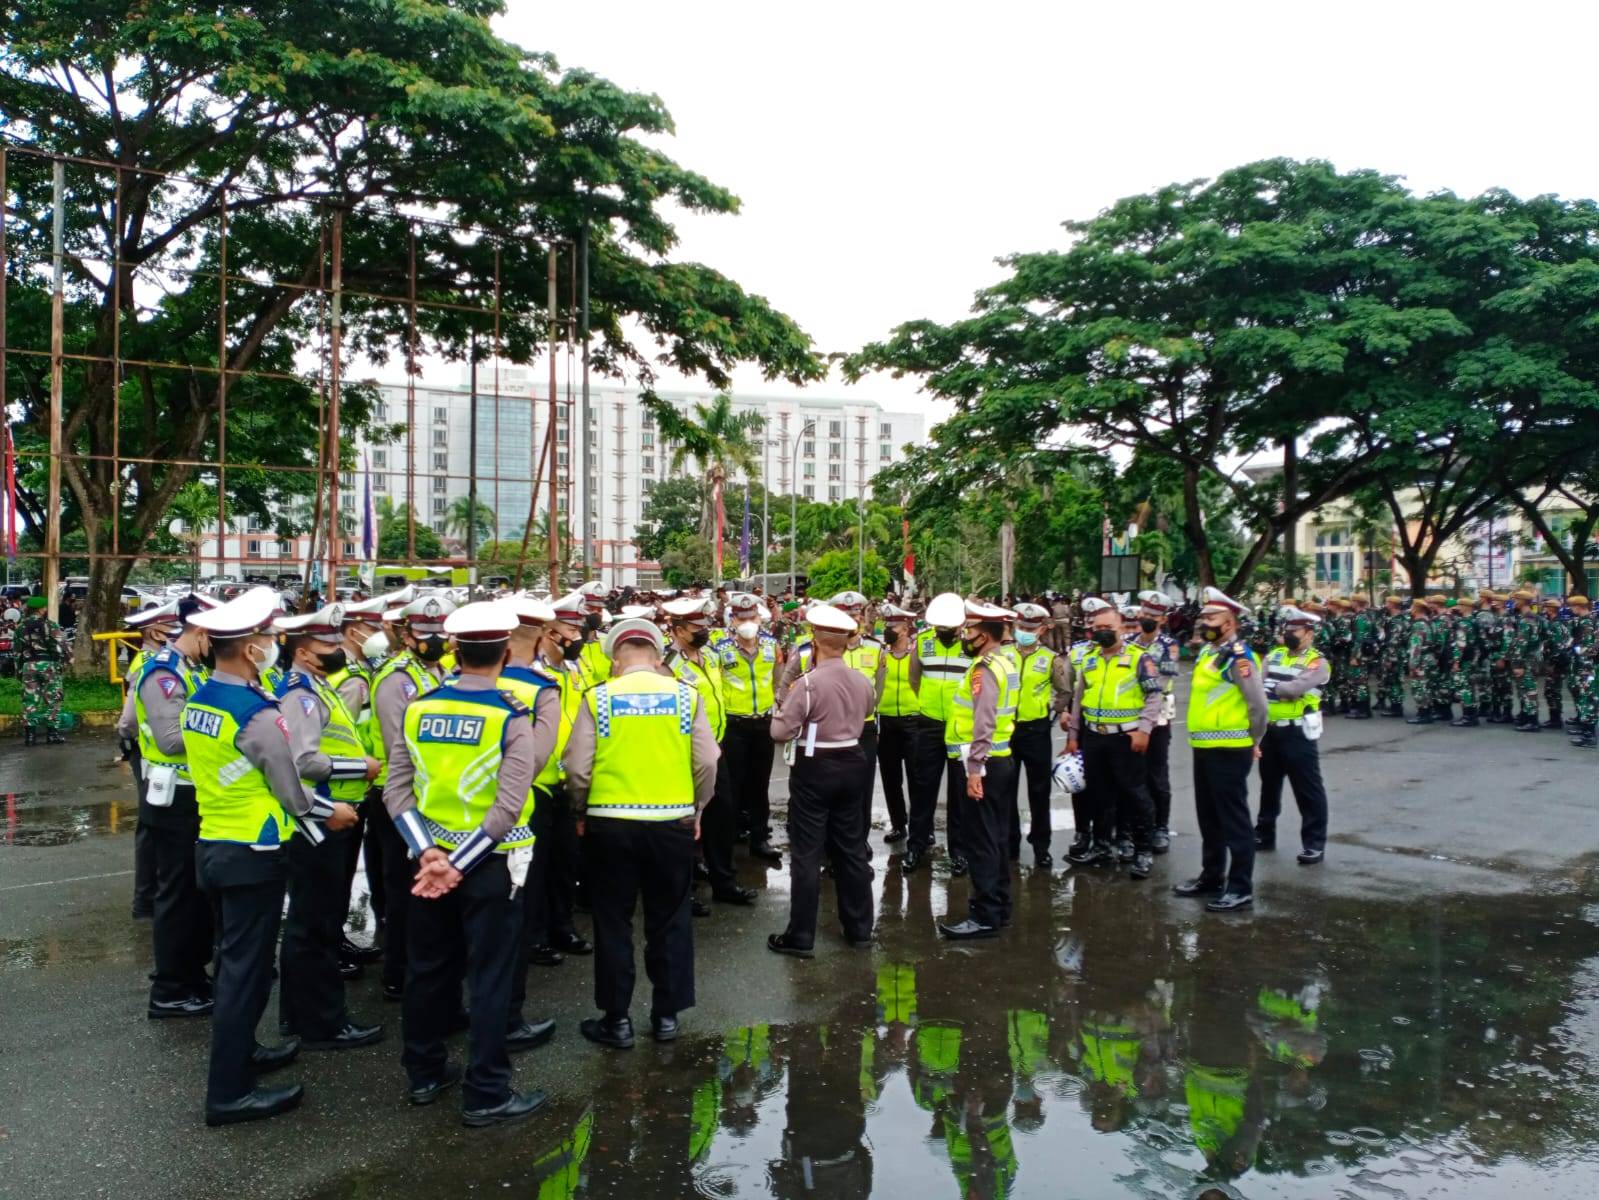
[342,541,354,557]
[557,496,568,513]
[588,452,597,469]
[340,472,354,489]
[371,449,387,468]
[828,420,842,438]
[880,442,892,461]
[641,411,654,430]
[431,452,446,471]
[374,404,388,422]
[588,408,597,425]
[803,484,815,500]
[432,519,446,534]
[827,463,841,481]
[247,538,262,557]
[340,494,354,511]
[641,431,654,448]
[828,442,841,460]
[803,440,815,458]
[432,498,446,515]
[556,426,568,444]
[432,476,447,493]
[245,514,263,533]
[373,474,387,492]
[1314,529,1353,586]
[643,456,655,474]
[879,422,892,439]
[432,429,447,447]
[433,406,447,423]
[803,462,815,479]
[644,479,656,494]
[557,407,568,424]
[557,450,569,467]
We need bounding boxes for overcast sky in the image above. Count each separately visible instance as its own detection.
[506,1,1599,421]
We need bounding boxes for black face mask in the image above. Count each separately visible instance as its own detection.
[199,647,217,672]
[584,613,602,633]
[1284,633,1308,652]
[959,635,982,657]
[317,648,348,675]
[1092,628,1117,648]
[885,626,903,645]
[1198,624,1224,643]
[935,629,958,647]
[561,637,583,663]
[687,628,710,649]
[1139,618,1159,634]
[416,635,448,663]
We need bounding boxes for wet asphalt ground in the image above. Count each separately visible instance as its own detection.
[2,686,1597,1199]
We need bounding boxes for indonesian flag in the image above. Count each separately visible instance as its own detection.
[1102,504,1113,556]
[902,517,915,594]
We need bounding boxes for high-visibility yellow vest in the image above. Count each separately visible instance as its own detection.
[876,962,917,1025]
[1080,1019,1140,1097]
[370,652,437,785]
[1265,646,1325,721]
[276,670,367,802]
[499,663,562,795]
[1015,647,1058,722]
[584,672,698,821]
[526,659,585,789]
[1079,643,1148,730]
[915,628,971,722]
[1188,644,1255,748]
[945,653,1016,759]
[125,646,151,695]
[844,638,883,721]
[403,685,536,850]
[879,650,917,718]
[667,647,726,741]
[718,635,779,716]
[132,647,205,781]
[328,659,378,755]
[182,679,293,847]
[1185,1065,1251,1159]
[579,638,611,687]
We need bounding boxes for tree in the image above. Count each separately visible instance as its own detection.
[808,548,889,599]
[1,0,821,670]
[650,394,764,574]
[376,503,443,561]
[658,532,713,587]
[445,497,497,547]
[633,477,703,562]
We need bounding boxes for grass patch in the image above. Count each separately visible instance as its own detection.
[0,676,124,715]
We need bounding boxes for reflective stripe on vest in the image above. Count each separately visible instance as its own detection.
[182,679,293,847]
[1016,647,1057,722]
[327,660,377,755]
[1187,646,1254,748]
[879,650,917,718]
[1266,647,1324,721]
[404,685,535,850]
[528,659,585,789]
[945,654,1015,759]
[667,649,726,742]
[370,653,436,786]
[585,673,698,821]
[719,636,778,716]
[916,629,971,722]
[133,647,205,780]
[1079,644,1147,728]
[277,671,368,802]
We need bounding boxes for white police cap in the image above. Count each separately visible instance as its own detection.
[604,617,665,657]
[443,600,518,643]
[924,592,966,628]
[806,603,857,633]
[189,585,281,638]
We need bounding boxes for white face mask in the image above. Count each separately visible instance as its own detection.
[249,638,280,680]
[1015,630,1038,647]
[735,621,759,640]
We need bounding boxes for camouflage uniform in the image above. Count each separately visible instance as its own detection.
[1344,601,1377,717]
[1506,600,1543,729]
[17,609,67,743]
[1476,595,1511,723]
[1404,605,1436,723]
[1321,603,1349,713]
[1445,607,1481,724]
[1376,602,1410,716]
[1567,602,1596,746]
[1425,601,1453,717]
[1540,603,1570,730]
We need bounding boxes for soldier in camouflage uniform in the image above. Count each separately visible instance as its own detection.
[1445,597,1482,726]
[1566,594,1595,748]
[1375,595,1409,717]
[1506,589,1544,732]
[1424,595,1454,722]
[1321,598,1349,714]
[1344,595,1377,719]
[1404,598,1437,724]
[17,595,67,746]
[1539,596,1571,731]
[1476,590,1510,724]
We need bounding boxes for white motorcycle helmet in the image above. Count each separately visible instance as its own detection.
[1052,751,1087,794]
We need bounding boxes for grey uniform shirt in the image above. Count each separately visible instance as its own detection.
[771,655,875,751]
[278,673,368,786]
[335,669,370,723]
[503,663,562,780]
[1067,643,1165,737]
[563,662,720,818]
[373,656,445,768]
[125,655,198,758]
[208,668,322,818]
[961,658,1003,776]
[1267,649,1331,699]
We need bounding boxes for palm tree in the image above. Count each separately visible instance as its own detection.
[651,394,763,576]
[445,496,496,546]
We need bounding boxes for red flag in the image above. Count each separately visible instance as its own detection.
[901,517,915,593]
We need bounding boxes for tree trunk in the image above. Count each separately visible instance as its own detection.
[1180,463,1216,588]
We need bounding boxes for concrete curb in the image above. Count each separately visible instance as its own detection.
[0,710,119,733]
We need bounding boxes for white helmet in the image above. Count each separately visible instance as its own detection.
[925,591,965,629]
[1052,751,1087,794]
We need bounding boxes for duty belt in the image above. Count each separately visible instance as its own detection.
[1085,722,1136,735]
[422,814,534,850]
[1270,718,1304,727]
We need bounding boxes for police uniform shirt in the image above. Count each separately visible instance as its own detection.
[1016,644,1074,718]
[121,650,201,762]
[498,667,563,772]
[959,658,1004,776]
[770,655,875,748]
[201,668,325,819]
[381,674,543,850]
[373,656,446,767]
[562,663,720,818]
[277,673,369,789]
[1267,650,1330,701]
[1197,640,1272,744]
[333,669,370,722]
[724,634,782,714]
[1066,647,1163,737]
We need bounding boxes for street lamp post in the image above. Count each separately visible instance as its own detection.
[762,427,771,582]
[788,421,815,597]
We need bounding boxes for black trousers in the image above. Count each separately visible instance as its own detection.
[876,715,914,832]
[1009,719,1055,856]
[280,824,355,1039]
[526,784,579,948]
[196,842,286,1107]
[404,854,521,1109]
[340,801,386,934]
[584,818,696,1020]
[131,746,156,911]
[700,756,739,893]
[785,746,874,948]
[908,715,964,855]
[957,756,1014,927]
[1256,724,1328,851]
[1193,747,1256,894]
[1147,722,1173,829]
[148,799,213,1003]
[367,788,417,991]
[1080,729,1154,852]
[723,714,775,840]
[857,723,879,833]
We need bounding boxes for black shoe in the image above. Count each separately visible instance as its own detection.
[1514,714,1541,732]
[691,897,711,918]
[205,1084,304,1127]
[1348,701,1372,719]
[1032,847,1053,869]
[938,918,999,940]
[506,1017,556,1053]
[1151,827,1171,854]
[552,933,594,956]
[651,1014,680,1043]
[528,944,565,967]
[692,860,711,882]
[1255,828,1276,851]
[23,728,36,747]
[884,827,908,844]
[381,982,404,1003]
[462,1088,548,1129]
[900,846,924,872]
[750,840,783,864]
[1542,715,1565,730]
[580,1014,635,1050]
[148,994,215,1020]
[1379,704,1406,718]
[338,960,362,980]
[46,728,65,745]
[1572,726,1596,749]
[407,1061,462,1106]
[1405,710,1435,725]
[1065,835,1096,865]
[1172,876,1224,898]
[341,938,382,964]
[1205,891,1254,913]
[131,903,154,920]
[713,886,757,906]
[948,854,970,877]
[251,1038,301,1075]
[767,932,815,959]
[301,1020,383,1051]
[1297,848,1325,865]
[1450,707,1479,728]
[843,932,873,948]
[1129,852,1153,880]
[1114,838,1135,863]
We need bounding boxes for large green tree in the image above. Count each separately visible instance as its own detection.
[1,0,821,670]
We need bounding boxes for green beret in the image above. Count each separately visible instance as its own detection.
[25,595,47,609]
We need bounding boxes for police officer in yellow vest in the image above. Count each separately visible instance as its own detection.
[384,600,553,1128]
[272,604,383,1050]
[1174,588,1270,913]
[184,587,352,1126]
[1009,602,1073,867]
[122,600,178,920]
[118,595,214,1018]
[664,595,757,906]
[876,602,919,844]
[368,593,456,999]
[939,599,1019,940]
[328,592,391,964]
[1130,590,1182,853]
[718,591,785,861]
[577,581,615,685]
[564,618,720,1050]
[1255,605,1332,866]
[831,590,887,842]
[905,592,973,874]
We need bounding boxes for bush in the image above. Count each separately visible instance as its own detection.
[0,676,124,715]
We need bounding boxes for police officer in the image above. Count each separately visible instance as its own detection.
[875,602,919,844]
[272,604,382,1049]
[767,603,877,958]
[576,580,615,685]
[1008,603,1072,868]
[719,592,784,856]
[16,594,66,745]
[1254,606,1331,865]
[1131,591,1182,852]
[119,595,214,1018]
[366,593,456,1000]
[1064,600,1162,879]
[564,618,719,1049]
[122,602,180,920]
[384,600,551,1126]
[830,590,886,842]
[938,600,1019,940]
[905,592,972,874]
[1173,588,1269,913]
[184,587,350,1126]
[664,596,756,905]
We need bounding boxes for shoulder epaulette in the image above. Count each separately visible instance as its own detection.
[498,690,531,715]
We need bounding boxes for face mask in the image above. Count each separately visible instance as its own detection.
[1199,624,1224,643]
[1285,633,1308,652]
[1015,630,1038,647]
[198,639,216,672]
[936,629,958,647]
[1139,618,1159,634]
[960,635,982,657]
[416,635,448,663]
[584,613,602,633]
[248,638,280,680]
[1092,628,1117,648]
[561,637,583,663]
[687,628,710,649]
[735,621,759,640]
[317,647,348,675]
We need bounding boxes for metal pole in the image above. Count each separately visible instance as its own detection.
[216,187,229,581]
[326,210,344,592]
[468,329,478,570]
[579,217,594,581]
[546,246,559,589]
[0,150,9,580]
[762,430,770,582]
[406,224,418,562]
[45,160,64,621]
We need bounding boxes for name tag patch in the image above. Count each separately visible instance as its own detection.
[417,714,486,744]
[609,694,679,719]
[183,709,223,738]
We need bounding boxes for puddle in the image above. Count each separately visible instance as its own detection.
[0,792,138,847]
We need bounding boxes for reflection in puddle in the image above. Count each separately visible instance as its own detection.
[0,791,136,847]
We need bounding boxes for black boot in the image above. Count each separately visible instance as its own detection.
[1450,706,1479,728]
[46,727,65,745]
[1541,708,1564,730]
[1571,723,1596,749]
[24,727,37,747]
[1514,711,1540,732]
[1348,698,1372,720]
[1405,706,1435,725]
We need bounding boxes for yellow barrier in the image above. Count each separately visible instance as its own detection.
[91,630,142,684]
